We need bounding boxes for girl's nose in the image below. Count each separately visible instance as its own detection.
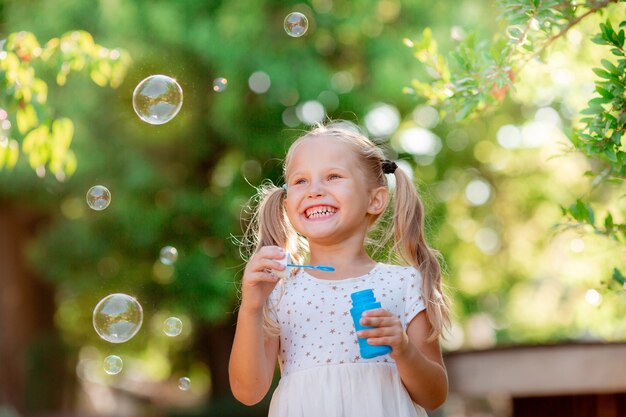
[307,180,325,198]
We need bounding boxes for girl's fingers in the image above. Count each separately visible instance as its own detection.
[366,336,395,346]
[360,316,400,327]
[256,246,286,260]
[252,258,285,272]
[245,270,279,284]
[357,326,398,339]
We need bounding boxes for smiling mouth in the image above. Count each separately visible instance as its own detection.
[305,205,337,219]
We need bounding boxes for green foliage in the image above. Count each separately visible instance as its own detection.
[4,3,626,404]
[0,30,130,177]
[407,0,626,289]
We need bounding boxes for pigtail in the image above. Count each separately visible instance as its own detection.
[391,169,450,342]
[242,181,303,337]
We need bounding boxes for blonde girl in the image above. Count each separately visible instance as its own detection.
[229,121,449,417]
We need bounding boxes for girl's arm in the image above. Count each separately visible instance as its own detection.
[228,246,285,405]
[229,305,279,405]
[359,310,448,410]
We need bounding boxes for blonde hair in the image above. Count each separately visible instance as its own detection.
[242,121,450,341]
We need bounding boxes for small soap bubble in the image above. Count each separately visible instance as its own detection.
[103,355,123,375]
[93,293,143,343]
[132,75,183,125]
[178,377,191,391]
[160,246,178,265]
[86,185,111,211]
[212,77,228,92]
[284,12,308,37]
[164,317,183,337]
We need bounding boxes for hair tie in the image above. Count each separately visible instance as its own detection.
[381,160,398,174]
[281,184,288,193]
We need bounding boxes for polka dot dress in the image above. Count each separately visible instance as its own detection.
[267,263,428,417]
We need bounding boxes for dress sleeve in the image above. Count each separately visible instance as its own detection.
[404,268,426,327]
[266,282,282,322]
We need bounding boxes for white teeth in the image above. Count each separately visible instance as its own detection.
[305,206,337,218]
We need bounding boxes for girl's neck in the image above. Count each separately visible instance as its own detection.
[307,243,376,280]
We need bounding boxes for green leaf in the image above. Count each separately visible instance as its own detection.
[588,97,610,106]
[16,104,39,134]
[604,148,618,162]
[605,212,614,230]
[600,59,617,72]
[592,68,611,79]
[0,141,6,169]
[580,106,601,115]
[6,140,19,169]
[569,200,588,222]
[612,268,626,286]
[596,86,613,99]
[587,204,595,226]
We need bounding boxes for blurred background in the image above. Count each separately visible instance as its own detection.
[1,0,625,416]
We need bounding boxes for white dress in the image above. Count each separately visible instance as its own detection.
[267,263,429,417]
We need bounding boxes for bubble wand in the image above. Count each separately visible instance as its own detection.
[286,263,335,272]
[274,252,335,279]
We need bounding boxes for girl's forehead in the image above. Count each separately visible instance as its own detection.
[290,135,351,155]
[285,137,358,173]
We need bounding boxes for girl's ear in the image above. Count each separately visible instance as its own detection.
[367,186,388,215]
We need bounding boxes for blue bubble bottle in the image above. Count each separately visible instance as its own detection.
[350,289,392,359]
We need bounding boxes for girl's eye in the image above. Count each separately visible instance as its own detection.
[328,174,341,180]
[294,178,306,185]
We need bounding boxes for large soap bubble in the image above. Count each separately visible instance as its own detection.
[132,75,183,125]
[160,246,178,265]
[212,77,228,92]
[178,377,191,391]
[284,12,308,37]
[164,317,183,337]
[103,355,123,375]
[93,293,143,343]
[86,185,111,211]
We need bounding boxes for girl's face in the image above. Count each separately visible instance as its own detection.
[283,136,386,246]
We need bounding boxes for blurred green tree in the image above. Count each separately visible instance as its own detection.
[406,0,626,290]
[1,1,625,417]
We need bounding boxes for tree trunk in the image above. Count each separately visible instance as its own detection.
[0,203,69,414]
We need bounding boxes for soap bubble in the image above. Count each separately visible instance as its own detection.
[164,317,183,337]
[212,77,228,92]
[86,185,111,211]
[132,75,183,125]
[160,246,178,265]
[178,377,191,391]
[103,355,123,375]
[284,12,308,37]
[93,293,143,343]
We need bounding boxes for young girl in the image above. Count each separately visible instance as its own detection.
[229,121,449,417]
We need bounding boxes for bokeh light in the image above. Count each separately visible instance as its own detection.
[464,179,492,206]
[398,127,442,157]
[132,75,183,125]
[364,103,400,137]
[296,100,325,125]
[93,293,144,344]
[585,289,602,306]
[248,71,271,94]
[86,185,111,211]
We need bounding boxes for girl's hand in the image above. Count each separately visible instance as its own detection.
[357,308,410,359]
[240,246,286,312]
